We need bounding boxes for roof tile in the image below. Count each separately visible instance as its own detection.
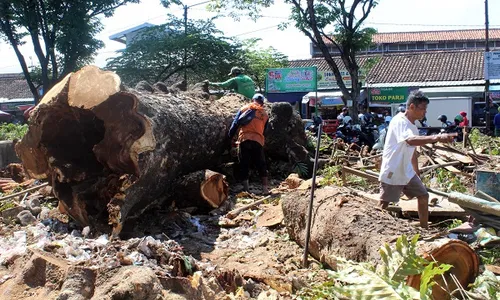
[288,50,484,84]
[0,74,34,99]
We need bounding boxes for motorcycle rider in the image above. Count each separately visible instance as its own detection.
[337,107,349,123]
[437,115,453,128]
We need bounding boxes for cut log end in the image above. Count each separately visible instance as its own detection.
[407,239,479,300]
[173,170,229,212]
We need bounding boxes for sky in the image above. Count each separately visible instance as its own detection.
[1,0,499,74]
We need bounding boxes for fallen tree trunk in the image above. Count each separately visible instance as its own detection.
[282,187,479,298]
[16,66,309,236]
[171,169,229,212]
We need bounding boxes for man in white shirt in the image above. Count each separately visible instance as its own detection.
[378,91,457,229]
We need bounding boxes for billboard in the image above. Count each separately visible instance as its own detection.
[266,67,317,93]
[317,70,366,90]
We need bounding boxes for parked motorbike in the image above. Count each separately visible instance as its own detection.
[336,124,374,148]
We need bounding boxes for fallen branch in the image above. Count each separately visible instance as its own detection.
[0,182,49,202]
[225,194,277,219]
[342,166,379,183]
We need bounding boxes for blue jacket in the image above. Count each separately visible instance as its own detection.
[494,113,500,129]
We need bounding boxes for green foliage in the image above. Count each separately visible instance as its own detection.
[318,165,342,186]
[434,169,467,193]
[446,219,463,230]
[469,128,500,155]
[300,235,453,300]
[0,0,141,101]
[106,15,244,86]
[292,161,309,178]
[239,38,288,92]
[478,247,500,265]
[0,201,16,213]
[0,123,28,141]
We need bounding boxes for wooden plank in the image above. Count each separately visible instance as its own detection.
[433,157,471,177]
[398,192,467,217]
[434,149,474,164]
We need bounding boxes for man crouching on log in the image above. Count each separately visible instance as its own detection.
[228,93,270,194]
[378,91,457,228]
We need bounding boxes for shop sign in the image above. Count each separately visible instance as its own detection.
[485,52,500,80]
[370,87,408,103]
[266,67,317,93]
[317,70,366,90]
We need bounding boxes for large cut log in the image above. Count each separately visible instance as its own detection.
[170,169,229,212]
[16,66,309,236]
[281,186,478,272]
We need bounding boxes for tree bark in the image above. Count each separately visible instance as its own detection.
[16,66,309,236]
[283,187,432,265]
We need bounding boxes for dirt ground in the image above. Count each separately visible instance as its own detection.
[0,178,334,300]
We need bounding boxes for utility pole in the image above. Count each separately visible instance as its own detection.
[183,1,211,85]
[485,0,491,134]
[183,4,188,84]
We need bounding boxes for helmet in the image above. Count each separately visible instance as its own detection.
[437,115,448,122]
[228,66,243,76]
[397,106,406,113]
[454,114,464,123]
[459,111,467,117]
[343,116,353,125]
[252,93,265,103]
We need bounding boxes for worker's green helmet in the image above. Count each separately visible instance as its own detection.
[228,67,243,76]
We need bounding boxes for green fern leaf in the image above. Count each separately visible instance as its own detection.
[419,262,453,299]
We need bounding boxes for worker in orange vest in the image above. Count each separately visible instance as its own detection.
[228,93,269,194]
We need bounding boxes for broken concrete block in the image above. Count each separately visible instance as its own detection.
[1,206,24,224]
[17,210,36,226]
[56,267,96,300]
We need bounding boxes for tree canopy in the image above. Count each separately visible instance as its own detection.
[106,17,288,89]
[106,16,244,86]
[0,0,146,103]
[239,38,288,92]
[209,0,378,115]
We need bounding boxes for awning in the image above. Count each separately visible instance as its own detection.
[321,97,343,106]
[303,91,343,98]
[419,86,485,98]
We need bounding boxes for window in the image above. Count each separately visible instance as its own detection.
[427,43,437,49]
[455,42,465,48]
[437,42,446,49]
[467,42,476,48]
[446,42,455,49]
[416,43,425,50]
[477,42,486,48]
[388,44,398,51]
[407,44,416,50]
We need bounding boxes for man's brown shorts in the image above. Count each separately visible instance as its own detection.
[379,175,428,203]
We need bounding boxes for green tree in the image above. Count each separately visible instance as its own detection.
[0,0,149,103]
[239,38,288,92]
[209,0,378,117]
[106,16,245,86]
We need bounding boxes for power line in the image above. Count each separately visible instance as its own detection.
[232,23,286,37]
